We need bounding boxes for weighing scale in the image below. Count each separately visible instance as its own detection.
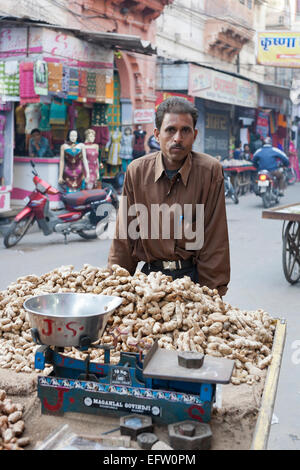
[24,293,234,425]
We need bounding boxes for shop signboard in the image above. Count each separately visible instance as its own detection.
[257,31,300,68]
[204,110,230,159]
[155,92,194,110]
[134,109,155,124]
[188,64,258,109]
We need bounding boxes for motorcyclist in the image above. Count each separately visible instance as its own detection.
[252,136,290,196]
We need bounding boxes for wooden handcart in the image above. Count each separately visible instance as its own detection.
[223,165,257,196]
[263,202,300,284]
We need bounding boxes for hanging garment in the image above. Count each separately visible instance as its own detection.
[87,72,97,102]
[49,101,67,125]
[105,73,114,104]
[0,114,6,160]
[63,145,85,190]
[34,60,48,96]
[91,103,109,126]
[132,130,146,159]
[0,61,19,97]
[120,133,133,160]
[39,103,51,131]
[25,104,41,134]
[19,62,40,104]
[15,105,26,134]
[85,145,99,189]
[107,130,122,166]
[48,62,63,94]
[57,65,70,99]
[95,73,106,102]
[67,68,79,100]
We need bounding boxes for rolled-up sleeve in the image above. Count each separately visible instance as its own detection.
[196,167,230,297]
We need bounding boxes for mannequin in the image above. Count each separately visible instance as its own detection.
[120,126,133,172]
[59,130,90,192]
[106,127,122,167]
[133,124,146,159]
[84,128,100,189]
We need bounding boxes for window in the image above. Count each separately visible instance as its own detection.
[239,0,245,4]
[297,0,300,16]
[247,0,252,8]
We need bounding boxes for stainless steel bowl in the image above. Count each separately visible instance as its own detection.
[23,293,123,347]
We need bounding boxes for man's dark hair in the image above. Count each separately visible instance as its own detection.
[30,128,41,135]
[155,97,199,130]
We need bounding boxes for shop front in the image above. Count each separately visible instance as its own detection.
[188,63,258,160]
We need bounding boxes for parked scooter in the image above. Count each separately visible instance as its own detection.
[3,161,119,248]
[224,174,239,204]
[253,169,281,208]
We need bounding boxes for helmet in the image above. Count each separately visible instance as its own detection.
[263,136,272,145]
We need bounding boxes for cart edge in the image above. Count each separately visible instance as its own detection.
[250,318,286,450]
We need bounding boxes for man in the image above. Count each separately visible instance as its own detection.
[252,136,289,196]
[29,128,53,158]
[108,97,230,297]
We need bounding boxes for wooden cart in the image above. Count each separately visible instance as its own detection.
[263,202,300,284]
[223,165,257,196]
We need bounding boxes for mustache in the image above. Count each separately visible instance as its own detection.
[170,144,184,150]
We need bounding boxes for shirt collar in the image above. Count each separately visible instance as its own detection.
[154,151,192,186]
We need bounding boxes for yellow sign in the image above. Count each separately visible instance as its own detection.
[257,31,300,67]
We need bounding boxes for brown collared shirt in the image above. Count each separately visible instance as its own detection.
[108,151,230,296]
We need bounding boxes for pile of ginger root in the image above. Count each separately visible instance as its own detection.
[0,263,277,386]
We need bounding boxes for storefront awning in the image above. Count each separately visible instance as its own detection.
[0,17,157,56]
[76,30,157,56]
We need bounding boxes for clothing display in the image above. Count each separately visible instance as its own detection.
[19,62,40,104]
[62,145,85,190]
[106,129,122,166]
[48,62,63,94]
[0,61,19,97]
[132,129,146,159]
[34,60,48,96]
[120,131,133,171]
[91,103,109,146]
[85,145,99,189]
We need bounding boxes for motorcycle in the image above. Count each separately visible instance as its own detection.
[224,174,239,204]
[3,161,119,248]
[253,169,281,208]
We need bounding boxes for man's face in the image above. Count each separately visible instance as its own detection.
[154,113,198,168]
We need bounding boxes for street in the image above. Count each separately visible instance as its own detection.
[0,183,300,450]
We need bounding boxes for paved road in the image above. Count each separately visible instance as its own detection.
[1,183,300,449]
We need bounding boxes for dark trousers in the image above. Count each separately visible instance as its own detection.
[141,263,199,283]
